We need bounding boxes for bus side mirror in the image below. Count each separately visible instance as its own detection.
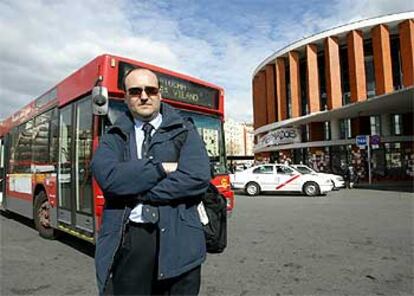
[92,86,108,115]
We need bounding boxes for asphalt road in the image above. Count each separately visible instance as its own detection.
[1,189,413,296]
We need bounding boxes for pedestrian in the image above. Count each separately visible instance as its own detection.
[345,165,357,188]
[91,68,211,296]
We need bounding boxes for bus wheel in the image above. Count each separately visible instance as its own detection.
[34,191,56,239]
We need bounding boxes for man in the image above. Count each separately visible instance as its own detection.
[91,68,211,295]
[345,165,358,188]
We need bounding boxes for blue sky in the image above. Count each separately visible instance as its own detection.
[1,0,413,122]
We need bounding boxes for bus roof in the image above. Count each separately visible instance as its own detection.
[0,54,224,136]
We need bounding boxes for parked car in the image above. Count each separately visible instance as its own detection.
[290,164,345,190]
[231,164,334,196]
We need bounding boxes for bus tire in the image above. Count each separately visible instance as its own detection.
[303,181,320,197]
[34,191,56,239]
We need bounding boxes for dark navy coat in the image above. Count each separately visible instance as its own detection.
[91,103,210,295]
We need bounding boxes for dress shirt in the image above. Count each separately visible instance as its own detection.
[129,113,162,223]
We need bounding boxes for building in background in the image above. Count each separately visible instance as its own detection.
[224,119,254,170]
[224,118,244,156]
[244,123,254,156]
[224,118,254,156]
[252,12,414,182]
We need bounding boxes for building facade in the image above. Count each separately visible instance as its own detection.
[252,13,414,182]
[224,119,254,156]
[244,123,254,156]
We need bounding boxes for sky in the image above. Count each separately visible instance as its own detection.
[1,0,413,123]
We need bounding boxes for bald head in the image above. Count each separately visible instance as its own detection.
[123,68,159,91]
[124,68,161,121]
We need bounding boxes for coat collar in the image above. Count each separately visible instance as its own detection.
[109,102,184,138]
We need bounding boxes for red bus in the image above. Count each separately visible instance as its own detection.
[0,54,234,241]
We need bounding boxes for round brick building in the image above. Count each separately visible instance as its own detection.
[252,12,414,182]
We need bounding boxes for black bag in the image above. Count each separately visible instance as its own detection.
[200,183,227,253]
[175,119,227,254]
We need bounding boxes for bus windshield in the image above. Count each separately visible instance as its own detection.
[105,100,227,175]
[178,110,227,175]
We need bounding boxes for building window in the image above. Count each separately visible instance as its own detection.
[293,148,306,164]
[340,46,351,104]
[324,121,330,140]
[390,36,403,90]
[370,116,381,135]
[346,119,352,138]
[340,120,345,139]
[392,114,403,135]
[385,142,402,172]
[364,41,376,98]
[340,119,352,139]
[301,124,310,142]
[330,145,349,174]
[318,53,327,110]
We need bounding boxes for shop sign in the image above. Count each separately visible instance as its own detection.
[256,127,301,149]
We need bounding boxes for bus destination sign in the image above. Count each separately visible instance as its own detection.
[118,62,219,109]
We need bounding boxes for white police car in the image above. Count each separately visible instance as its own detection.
[231,164,333,196]
[290,164,345,190]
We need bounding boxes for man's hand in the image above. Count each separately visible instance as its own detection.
[162,162,178,173]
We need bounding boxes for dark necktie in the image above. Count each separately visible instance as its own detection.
[140,122,159,223]
[141,122,154,158]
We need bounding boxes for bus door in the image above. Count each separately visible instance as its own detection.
[0,137,4,206]
[57,97,94,236]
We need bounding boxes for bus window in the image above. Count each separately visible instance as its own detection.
[75,99,93,215]
[33,110,54,172]
[58,105,73,211]
[178,111,227,175]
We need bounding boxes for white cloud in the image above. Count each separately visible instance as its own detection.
[0,0,178,119]
[0,0,413,123]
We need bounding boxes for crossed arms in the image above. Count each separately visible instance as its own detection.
[91,125,211,203]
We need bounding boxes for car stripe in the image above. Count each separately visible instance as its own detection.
[276,174,301,189]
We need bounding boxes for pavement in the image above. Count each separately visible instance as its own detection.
[355,180,414,192]
[1,189,413,295]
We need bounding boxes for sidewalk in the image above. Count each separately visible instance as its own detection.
[355,181,414,192]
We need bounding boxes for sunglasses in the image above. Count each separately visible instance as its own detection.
[127,86,159,97]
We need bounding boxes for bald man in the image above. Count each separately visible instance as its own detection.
[92,68,211,295]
